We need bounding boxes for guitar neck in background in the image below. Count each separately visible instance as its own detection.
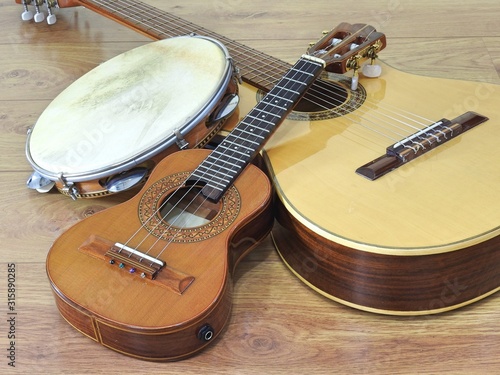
[78,0,291,91]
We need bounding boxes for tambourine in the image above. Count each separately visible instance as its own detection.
[26,35,239,199]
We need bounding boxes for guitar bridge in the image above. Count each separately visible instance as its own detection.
[356,111,488,180]
[79,235,194,295]
[107,242,165,279]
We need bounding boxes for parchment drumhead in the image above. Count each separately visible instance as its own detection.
[27,35,231,181]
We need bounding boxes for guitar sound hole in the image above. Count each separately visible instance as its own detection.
[258,75,366,121]
[159,186,220,229]
[293,79,349,113]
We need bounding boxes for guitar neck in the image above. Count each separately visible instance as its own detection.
[190,56,325,201]
[78,0,290,91]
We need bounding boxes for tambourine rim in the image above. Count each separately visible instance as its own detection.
[26,35,234,183]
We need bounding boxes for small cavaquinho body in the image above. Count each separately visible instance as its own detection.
[46,149,273,360]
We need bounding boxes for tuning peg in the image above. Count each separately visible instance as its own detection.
[33,2,45,23]
[330,38,342,47]
[21,0,34,21]
[361,46,382,78]
[351,71,359,91]
[346,54,361,90]
[34,11,45,23]
[362,63,382,78]
[47,13,56,24]
[45,2,57,25]
[22,9,34,21]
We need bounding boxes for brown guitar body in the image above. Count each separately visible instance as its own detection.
[46,149,273,360]
[272,199,500,315]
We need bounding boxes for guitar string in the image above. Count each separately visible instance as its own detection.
[120,57,314,265]
[95,0,440,146]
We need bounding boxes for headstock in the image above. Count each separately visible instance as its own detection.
[15,0,79,25]
[307,22,387,89]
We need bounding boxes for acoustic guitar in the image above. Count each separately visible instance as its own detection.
[18,1,500,315]
[41,25,385,360]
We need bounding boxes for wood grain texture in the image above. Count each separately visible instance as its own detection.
[1,0,499,374]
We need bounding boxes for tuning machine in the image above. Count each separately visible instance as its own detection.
[21,0,58,25]
[346,43,383,90]
[309,23,386,92]
[361,44,382,78]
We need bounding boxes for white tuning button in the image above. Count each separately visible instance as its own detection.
[21,0,34,21]
[46,3,57,25]
[330,38,342,47]
[362,63,382,78]
[22,10,34,21]
[351,75,359,91]
[34,11,45,23]
[47,14,57,25]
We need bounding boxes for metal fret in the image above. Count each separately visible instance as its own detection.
[231,128,266,141]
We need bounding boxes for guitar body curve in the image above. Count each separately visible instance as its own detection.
[46,149,273,360]
[235,62,500,315]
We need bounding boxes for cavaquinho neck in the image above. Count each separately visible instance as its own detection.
[189,55,325,202]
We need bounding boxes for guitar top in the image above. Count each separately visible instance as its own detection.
[263,63,500,252]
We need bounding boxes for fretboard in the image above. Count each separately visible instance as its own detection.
[189,56,325,202]
[79,0,291,91]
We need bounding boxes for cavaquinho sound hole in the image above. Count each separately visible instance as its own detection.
[159,186,220,229]
[138,172,241,243]
[258,73,366,121]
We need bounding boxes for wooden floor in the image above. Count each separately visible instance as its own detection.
[1,0,499,373]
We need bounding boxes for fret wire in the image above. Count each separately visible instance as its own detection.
[226,135,262,148]
[192,172,231,188]
[204,183,223,192]
[242,115,276,128]
[201,158,244,171]
[192,167,237,184]
[191,169,231,184]
[207,152,246,165]
[207,179,227,191]
[232,128,266,140]
[220,138,255,152]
